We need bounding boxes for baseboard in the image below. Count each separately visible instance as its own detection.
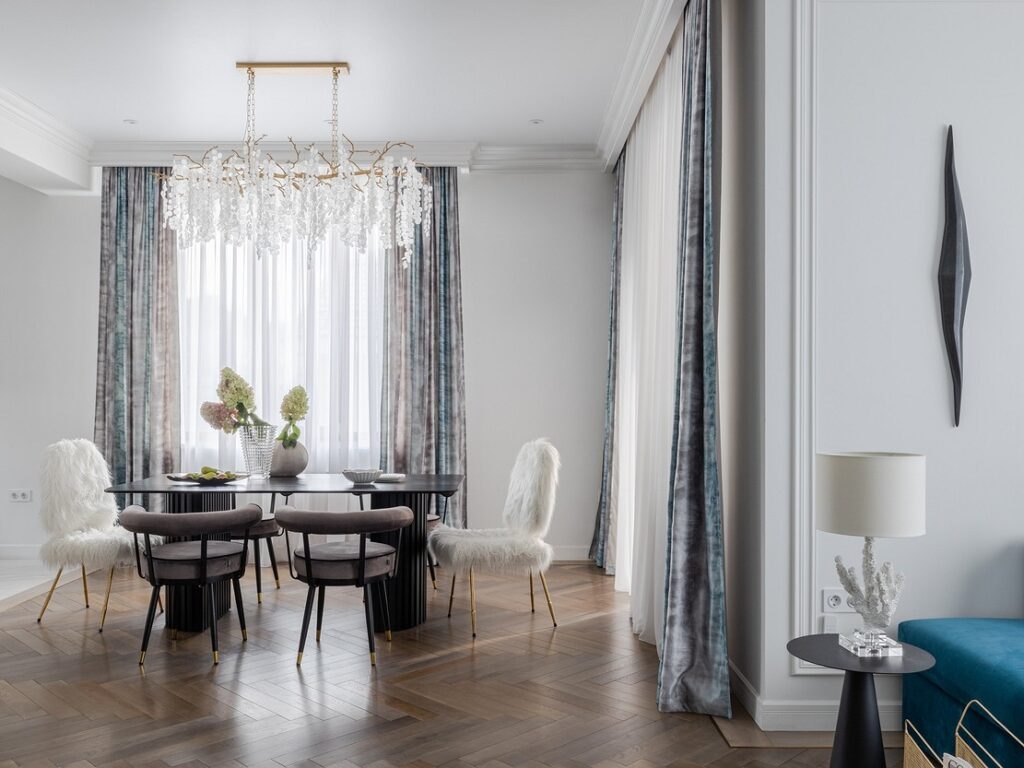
[0,545,40,560]
[552,545,591,562]
[729,659,902,731]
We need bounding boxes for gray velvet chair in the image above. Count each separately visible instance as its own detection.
[275,505,413,667]
[120,503,263,666]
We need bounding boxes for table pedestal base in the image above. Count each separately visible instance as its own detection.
[832,670,884,768]
[370,492,430,631]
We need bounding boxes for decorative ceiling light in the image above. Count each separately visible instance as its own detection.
[161,62,431,259]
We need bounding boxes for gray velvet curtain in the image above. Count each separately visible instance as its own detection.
[380,167,467,526]
[589,154,624,573]
[94,167,181,496]
[657,0,730,715]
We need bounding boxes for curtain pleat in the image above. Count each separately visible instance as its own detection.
[94,167,180,501]
[589,155,625,573]
[381,167,467,526]
[657,0,730,716]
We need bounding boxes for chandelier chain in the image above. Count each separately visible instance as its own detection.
[331,67,340,165]
[245,67,257,156]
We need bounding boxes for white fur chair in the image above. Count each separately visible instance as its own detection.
[429,438,560,637]
[38,439,137,631]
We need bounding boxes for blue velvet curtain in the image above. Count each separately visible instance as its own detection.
[380,167,467,526]
[94,167,181,500]
[657,0,730,716]
[589,154,624,573]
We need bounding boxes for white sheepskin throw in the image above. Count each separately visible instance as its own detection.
[429,527,553,576]
[39,439,134,568]
[429,438,560,575]
[502,438,560,536]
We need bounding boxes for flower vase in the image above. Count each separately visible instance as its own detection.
[270,441,309,477]
[239,424,277,478]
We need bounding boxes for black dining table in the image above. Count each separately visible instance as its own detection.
[106,473,464,633]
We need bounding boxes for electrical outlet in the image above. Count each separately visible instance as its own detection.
[8,489,32,503]
[822,588,853,613]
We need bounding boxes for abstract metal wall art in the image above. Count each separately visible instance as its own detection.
[937,125,971,427]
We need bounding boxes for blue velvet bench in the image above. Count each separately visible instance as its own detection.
[898,618,1024,761]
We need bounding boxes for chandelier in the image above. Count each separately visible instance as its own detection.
[161,62,432,259]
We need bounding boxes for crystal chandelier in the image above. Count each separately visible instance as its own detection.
[161,62,432,259]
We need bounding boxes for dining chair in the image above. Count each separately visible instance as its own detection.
[38,439,138,632]
[428,438,559,637]
[120,503,263,665]
[274,505,413,666]
[229,516,282,603]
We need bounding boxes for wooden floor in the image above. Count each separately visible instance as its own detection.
[0,563,902,768]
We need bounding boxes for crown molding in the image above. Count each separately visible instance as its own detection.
[469,144,604,173]
[88,140,607,174]
[0,87,94,191]
[596,0,685,170]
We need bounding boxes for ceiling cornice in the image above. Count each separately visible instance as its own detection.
[0,87,95,191]
[469,144,604,173]
[596,0,685,170]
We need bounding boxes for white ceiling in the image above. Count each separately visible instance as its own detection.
[0,0,642,147]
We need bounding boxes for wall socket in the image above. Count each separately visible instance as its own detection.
[8,489,32,503]
[822,588,854,613]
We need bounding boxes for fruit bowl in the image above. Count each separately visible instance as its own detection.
[342,469,382,485]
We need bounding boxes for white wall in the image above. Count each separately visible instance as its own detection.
[459,172,613,560]
[719,0,765,702]
[730,0,1024,731]
[0,176,100,556]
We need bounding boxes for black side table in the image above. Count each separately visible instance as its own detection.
[787,633,935,768]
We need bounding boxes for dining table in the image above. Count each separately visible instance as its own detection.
[105,473,465,633]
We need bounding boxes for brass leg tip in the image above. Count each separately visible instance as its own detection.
[296,652,303,665]
[242,630,248,641]
[138,652,146,665]
[213,651,220,665]
[385,630,392,642]
[432,580,437,590]
[370,652,377,666]
[257,593,262,604]
[315,630,321,643]
[275,581,281,589]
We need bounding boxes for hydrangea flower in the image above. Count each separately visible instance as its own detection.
[200,401,238,433]
[278,385,309,448]
[217,367,255,412]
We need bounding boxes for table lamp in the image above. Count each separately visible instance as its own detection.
[816,452,926,656]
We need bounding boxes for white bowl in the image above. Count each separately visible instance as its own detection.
[342,469,382,485]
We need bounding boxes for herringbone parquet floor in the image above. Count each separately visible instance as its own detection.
[0,563,902,768]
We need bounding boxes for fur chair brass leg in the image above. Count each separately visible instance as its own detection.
[98,567,114,633]
[529,572,535,613]
[538,571,557,628]
[447,572,457,618]
[157,591,164,615]
[37,567,63,623]
[81,564,90,608]
[469,568,477,638]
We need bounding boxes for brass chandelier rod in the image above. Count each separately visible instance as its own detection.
[235,61,350,74]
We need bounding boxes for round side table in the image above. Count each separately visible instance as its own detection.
[786,633,935,768]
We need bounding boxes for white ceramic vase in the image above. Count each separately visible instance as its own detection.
[270,441,308,477]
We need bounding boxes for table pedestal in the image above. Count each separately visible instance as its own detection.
[370,491,431,631]
[832,670,884,768]
[164,492,234,632]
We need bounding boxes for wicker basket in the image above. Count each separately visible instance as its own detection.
[904,719,941,768]
[954,699,1024,768]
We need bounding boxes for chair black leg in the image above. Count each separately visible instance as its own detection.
[377,581,392,642]
[207,584,219,664]
[266,537,281,589]
[296,584,316,665]
[253,538,263,604]
[363,584,376,666]
[232,578,247,642]
[315,585,325,643]
[139,585,161,666]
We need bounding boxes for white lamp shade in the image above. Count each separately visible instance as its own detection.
[816,452,926,538]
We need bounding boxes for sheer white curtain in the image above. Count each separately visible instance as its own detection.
[613,34,683,650]
[178,234,385,509]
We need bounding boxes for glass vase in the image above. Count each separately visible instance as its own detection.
[239,424,277,478]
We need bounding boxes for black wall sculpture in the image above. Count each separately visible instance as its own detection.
[937,125,971,427]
